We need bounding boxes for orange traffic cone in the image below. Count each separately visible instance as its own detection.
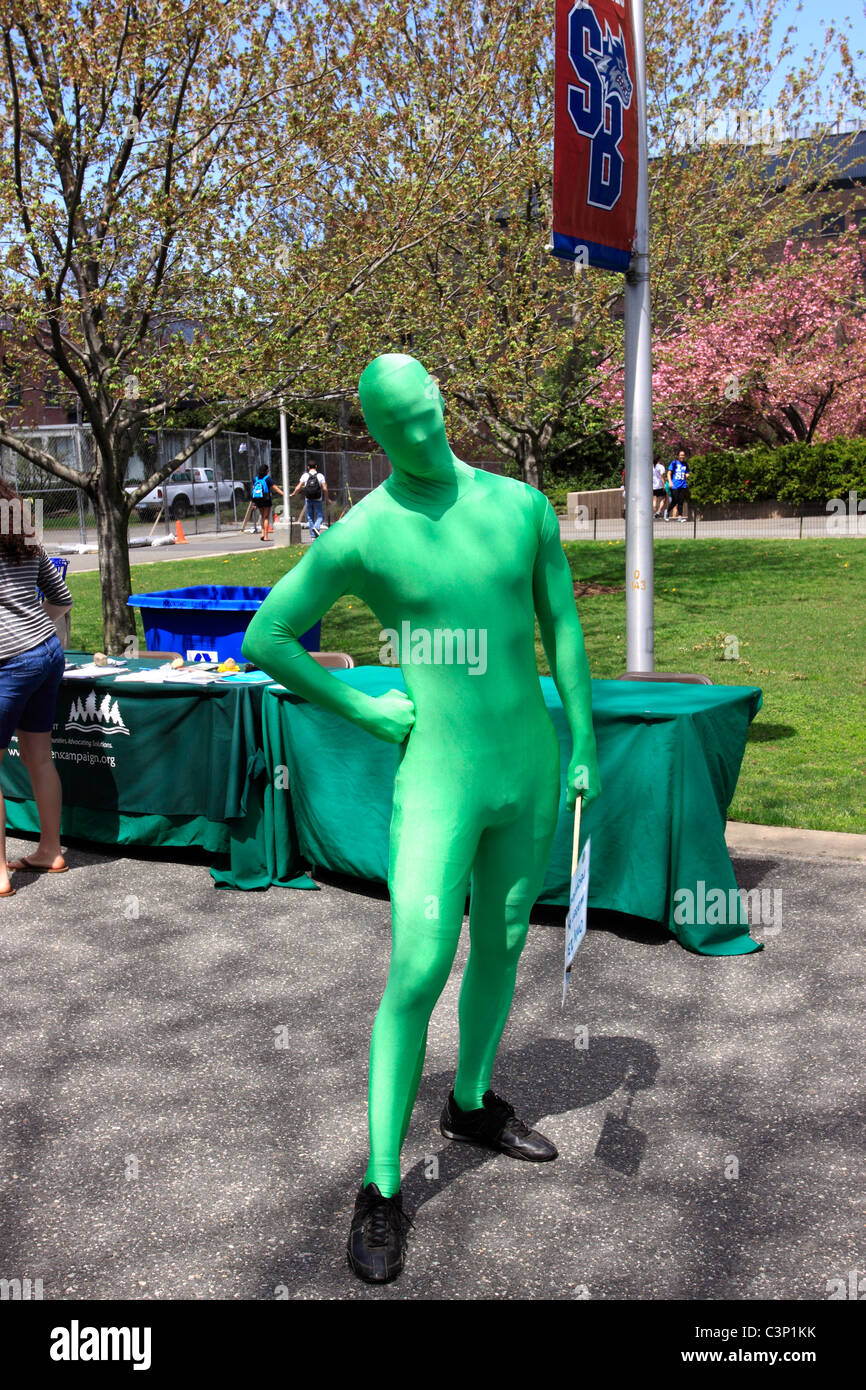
[175,519,188,544]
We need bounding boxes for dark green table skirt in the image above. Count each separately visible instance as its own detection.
[243,669,764,956]
[0,651,305,884]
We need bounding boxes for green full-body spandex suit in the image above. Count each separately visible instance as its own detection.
[242,354,601,1197]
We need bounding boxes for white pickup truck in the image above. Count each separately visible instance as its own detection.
[127,466,247,520]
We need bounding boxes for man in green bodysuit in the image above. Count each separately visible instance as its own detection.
[242,353,601,1284]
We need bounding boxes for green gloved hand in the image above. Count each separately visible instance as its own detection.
[359,688,416,745]
[567,745,602,811]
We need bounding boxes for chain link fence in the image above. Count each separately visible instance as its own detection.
[281,448,393,510]
[274,451,511,537]
[0,426,91,544]
[0,428,505,546]
[0,424,274,542]
[13,428,849,546]
[128,429,273,537]
[273,449,392,535]
[0,429,428,543]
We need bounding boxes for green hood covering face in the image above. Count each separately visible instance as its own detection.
[358,353,453,484]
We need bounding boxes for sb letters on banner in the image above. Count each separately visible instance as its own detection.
[552,0,638,273]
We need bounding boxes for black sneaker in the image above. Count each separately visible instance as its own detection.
[440,1089,558,1161]
[346,1182,414,1284]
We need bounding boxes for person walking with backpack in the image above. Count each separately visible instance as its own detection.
[290,464,330,538]
[250,464,283,542]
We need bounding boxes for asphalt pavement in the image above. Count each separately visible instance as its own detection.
[45,524,299,573]
[0,832,863,1301]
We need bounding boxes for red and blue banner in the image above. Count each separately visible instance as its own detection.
[552,0,638,273]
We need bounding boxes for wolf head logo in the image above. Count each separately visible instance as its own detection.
[596,26,633,109]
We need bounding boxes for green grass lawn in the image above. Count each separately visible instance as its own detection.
[66,538,866,834]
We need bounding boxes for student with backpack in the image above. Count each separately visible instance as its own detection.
[251,464,283,542]
[290,464,330,538]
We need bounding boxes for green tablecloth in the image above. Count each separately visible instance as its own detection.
[0,650,311,885]
[246,668,764,955]
[2,651,764,953]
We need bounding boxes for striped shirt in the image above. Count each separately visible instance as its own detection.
[0,548,73,662]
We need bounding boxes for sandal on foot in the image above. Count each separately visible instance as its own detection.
[8,855,68,874]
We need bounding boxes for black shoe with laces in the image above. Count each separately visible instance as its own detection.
[440,1089,558,1161]
[346,1182,414,1284]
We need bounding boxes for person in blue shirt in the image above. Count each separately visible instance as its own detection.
[250,464,284,542]
[666,450,690,522]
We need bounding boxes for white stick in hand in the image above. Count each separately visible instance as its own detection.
[571,793,583,877]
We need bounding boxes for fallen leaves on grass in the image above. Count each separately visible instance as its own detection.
[573,581,623,597]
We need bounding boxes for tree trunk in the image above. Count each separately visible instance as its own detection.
[780,404,808,441]
[749,417,790,448]
[516,434,543,491]
[805,384,834,443]
[93,445,136,656]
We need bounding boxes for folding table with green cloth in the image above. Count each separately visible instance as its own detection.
[230,667,763,955]
[0,651,301,883]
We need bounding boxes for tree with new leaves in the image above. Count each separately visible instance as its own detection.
[363,0,861,490]
[0,0,859,624]
[0,0,541,650]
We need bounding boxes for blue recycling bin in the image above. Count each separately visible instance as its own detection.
[127,585,321,663]
[37,555,69,600]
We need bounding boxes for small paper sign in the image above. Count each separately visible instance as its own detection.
[186,648,219,663]
[563,835,591,1007]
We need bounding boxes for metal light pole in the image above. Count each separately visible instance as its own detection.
[624,0,654,672]
[339,395,350,514]
[278,397,291,534]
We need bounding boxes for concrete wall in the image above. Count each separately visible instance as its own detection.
[568,488,622,521]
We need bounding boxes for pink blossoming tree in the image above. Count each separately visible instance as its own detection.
[600,232,866,451]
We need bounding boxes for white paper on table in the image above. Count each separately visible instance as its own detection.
[64,662,128,679]
[162,667,228,683]
[112,669,169,683]
[112,667,223,685]
[562,835,591,1008]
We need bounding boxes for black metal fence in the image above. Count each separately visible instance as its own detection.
[560,489,866,541]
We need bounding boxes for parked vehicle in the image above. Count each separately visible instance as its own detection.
[127,466,247,520]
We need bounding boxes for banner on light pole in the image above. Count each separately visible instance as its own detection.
[552,0,638,274]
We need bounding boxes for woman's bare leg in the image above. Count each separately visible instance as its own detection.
[8,730,64,870]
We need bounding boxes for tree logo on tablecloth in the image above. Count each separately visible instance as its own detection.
[66,691,130,737]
